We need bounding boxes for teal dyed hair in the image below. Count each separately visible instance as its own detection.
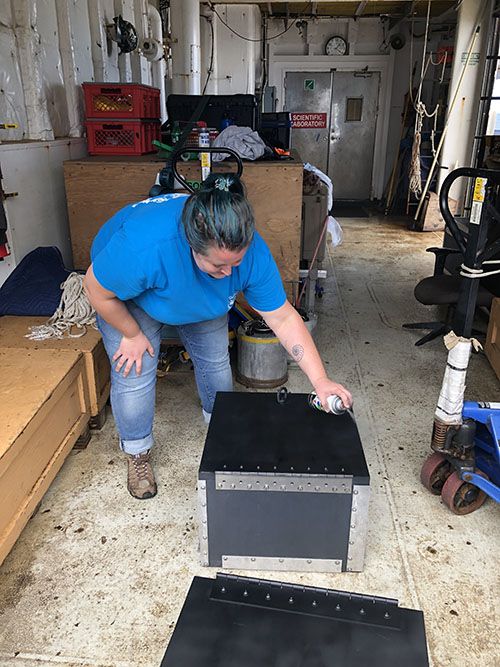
[181,172,255,254]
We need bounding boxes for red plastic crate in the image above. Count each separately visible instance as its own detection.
[82,83,160,119]
[86,119,161,155]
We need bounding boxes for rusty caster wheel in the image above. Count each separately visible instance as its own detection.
[441,470,489,515]
[420,452,453,495]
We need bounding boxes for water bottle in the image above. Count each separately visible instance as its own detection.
[308,391,346,415]
[198,124,211,181]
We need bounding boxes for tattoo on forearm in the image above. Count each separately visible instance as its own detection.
[292,344,304,362]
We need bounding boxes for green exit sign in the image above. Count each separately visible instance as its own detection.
[304,79,315,90]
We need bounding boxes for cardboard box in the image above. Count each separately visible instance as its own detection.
[0,348,90,565]
[486,297,500,380]
[0,316,110,427]
[160,574,429,666]
[198,392,370,573]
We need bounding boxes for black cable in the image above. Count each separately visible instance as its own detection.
[201,14,215,95]
[208,1,312,43]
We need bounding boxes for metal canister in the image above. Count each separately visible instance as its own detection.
[236,319,288,388]
[308,391,346,415]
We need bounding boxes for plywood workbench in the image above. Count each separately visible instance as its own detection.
[0,317,110,428]
[63,153,303,295]
[0,348,90,566]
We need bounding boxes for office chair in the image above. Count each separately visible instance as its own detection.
[403,168,500,346]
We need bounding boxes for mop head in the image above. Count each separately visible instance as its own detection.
[25,272,97,340]
[434,331,482,425]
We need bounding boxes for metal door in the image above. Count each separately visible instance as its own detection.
[284,71,333,173]
[329,71,380,200]
[284,70,380,200]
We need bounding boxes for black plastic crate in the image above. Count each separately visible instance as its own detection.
[166,94,260,132]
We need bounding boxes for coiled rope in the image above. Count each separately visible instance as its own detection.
[25,272,97,340]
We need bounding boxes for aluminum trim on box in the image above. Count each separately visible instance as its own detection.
[346,484,370,572]
[197,480,209,566]
[214,471,352,494]
[221,555,343,573]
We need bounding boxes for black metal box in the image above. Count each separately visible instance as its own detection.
[198,392,370,573]
[160,574,429,666]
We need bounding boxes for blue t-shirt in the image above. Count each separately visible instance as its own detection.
[91,193,287,325]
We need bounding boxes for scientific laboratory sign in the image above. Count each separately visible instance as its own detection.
[291,113,327,129]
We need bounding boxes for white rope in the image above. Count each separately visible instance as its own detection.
[25,273,97,340]
[460,261,500,279]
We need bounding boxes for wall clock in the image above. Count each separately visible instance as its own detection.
[325,35,348,56]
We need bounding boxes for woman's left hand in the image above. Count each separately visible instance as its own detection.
[313,377,353,412]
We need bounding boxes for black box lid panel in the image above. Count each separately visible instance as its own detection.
[199,392,369,480]
[160,574,429,667]
[166,94,260,132]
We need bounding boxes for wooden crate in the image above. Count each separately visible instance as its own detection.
[486,297,500,380]
[63,154,303,293]
[0,348,90,566]
[0,316,110,428]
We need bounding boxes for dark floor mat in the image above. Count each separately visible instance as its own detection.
[332,201,371,218]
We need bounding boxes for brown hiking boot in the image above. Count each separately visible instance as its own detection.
[126,450,157,499]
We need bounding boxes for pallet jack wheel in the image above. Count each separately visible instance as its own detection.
[441,470,489,515]
[420,452,453,495]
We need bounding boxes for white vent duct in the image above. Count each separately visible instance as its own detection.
[169,0,201,94]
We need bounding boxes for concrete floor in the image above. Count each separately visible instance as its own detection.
[1,214,499,666]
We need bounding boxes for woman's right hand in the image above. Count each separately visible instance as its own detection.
[112,331,155,377]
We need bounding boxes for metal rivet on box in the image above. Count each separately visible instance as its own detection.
[298,485,303,490]
[335,604,341,611]
[243,590,248,597]
[230,483,236,489]
[312,600,318,607]
[221,587,226,594]
[384,612,391,620]
[335,561,340,566]
[265,593,271,600]
[324,467,328,472]
[354,489,359,494]
[279,558,284,563]
[307,466,311,471]
[351,524,356,529]
[264,484,269,489]
[247,484,252,489]
[352,508,357,512]
[307,559,312,564]
[223,556,228,561]
[251,557,256,562]
[360,608,365,616]
[288,597,294,604]
[290,466,295,471]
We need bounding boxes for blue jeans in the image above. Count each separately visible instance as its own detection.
[96,301,233,455]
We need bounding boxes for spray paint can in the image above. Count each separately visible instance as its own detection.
[308,391,346,415]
